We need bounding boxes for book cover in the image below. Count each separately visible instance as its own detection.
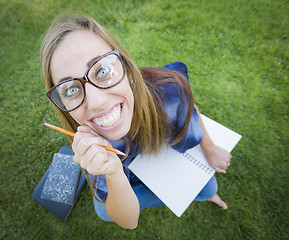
[32,146,86,222]
[40,153,80,205]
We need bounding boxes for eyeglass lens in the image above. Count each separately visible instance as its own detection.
[49,53,124,111]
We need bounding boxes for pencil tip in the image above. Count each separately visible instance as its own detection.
[118,152,127,156]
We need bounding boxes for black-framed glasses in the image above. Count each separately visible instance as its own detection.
[46,49,126,112]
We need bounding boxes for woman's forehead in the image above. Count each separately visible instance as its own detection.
[50,30,112,84]
[56,30,111,59]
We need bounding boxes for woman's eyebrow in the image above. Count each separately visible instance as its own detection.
[55,56,102,85]
[57,77,73,85]
[86,56,101,67]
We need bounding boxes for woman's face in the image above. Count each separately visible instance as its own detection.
[50,30,134,140]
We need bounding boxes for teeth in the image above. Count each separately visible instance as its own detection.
[94,104,121,127]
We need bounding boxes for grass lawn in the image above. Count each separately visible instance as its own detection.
[1,0,288,239]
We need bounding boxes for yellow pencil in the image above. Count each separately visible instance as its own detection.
[44,122,75,137]
[43,122,127,156]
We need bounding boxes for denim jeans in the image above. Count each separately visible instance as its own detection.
[93,175,218,222]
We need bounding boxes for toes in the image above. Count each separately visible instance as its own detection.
[220,200,228,210]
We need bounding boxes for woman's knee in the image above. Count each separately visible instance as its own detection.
[194,176,218,201]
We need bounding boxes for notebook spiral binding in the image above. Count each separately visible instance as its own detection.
[179,151,214,175]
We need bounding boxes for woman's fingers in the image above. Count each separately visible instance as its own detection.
[86,152,110,175]
[215,166,227,174]
[77,125,102,136]
[81,146,108,174]
[77,125,92,133]
[72,132,109,159]
[73,124,108,153]
[71,125,121,176]
[74,138,112,175]
[77,144,102,167]
[215,152,232,173]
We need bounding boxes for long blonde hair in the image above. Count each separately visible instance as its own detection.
[40,14,194,200]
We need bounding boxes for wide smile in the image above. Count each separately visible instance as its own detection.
[91,104,122,128]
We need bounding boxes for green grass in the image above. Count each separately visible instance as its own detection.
[1,0,288,239]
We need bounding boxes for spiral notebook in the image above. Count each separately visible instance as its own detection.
[128,114,242,217]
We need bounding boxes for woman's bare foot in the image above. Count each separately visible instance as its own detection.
[209,194,228,210]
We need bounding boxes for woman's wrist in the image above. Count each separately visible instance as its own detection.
[200,136,215,154]
[105,164,125,181]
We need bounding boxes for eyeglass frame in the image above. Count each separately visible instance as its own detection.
[46,49,126,112]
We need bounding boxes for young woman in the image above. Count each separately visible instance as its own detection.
[40,15,231,229]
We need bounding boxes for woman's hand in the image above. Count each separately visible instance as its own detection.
[72,125,122,176]
[203,144,232,174]
[194,105,232,174]
[73,125,139,228]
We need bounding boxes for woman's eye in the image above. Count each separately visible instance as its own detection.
[96,66,111,79]
[65,86,80,97]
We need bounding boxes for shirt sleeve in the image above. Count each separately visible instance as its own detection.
[160,62,203,153]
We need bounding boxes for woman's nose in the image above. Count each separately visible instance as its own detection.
[84,83,108,110]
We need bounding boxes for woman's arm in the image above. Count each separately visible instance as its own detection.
[105,167,140,229]
[194,105,232,173]
[72,126,139,229]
